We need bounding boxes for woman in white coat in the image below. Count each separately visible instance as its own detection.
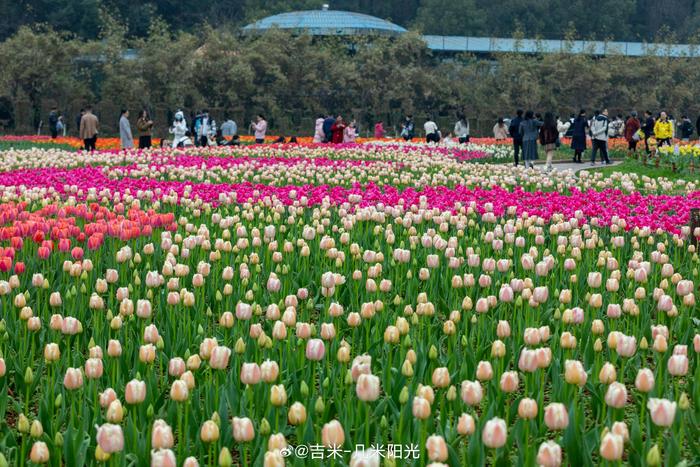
[119,109,134,149]
[169,111,188,148]
[313,115,325,143]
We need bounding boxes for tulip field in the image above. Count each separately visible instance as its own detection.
[0,142,699,466]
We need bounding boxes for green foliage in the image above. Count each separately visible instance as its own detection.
[3,0,700,42]
[4,24,700,135]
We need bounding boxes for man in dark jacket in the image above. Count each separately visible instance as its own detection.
[680,116,693,141]
[508,109,524,167]
[48,107,59,139]
[643,111,655,154]
[75,109,84,137]
[322,115,335,143]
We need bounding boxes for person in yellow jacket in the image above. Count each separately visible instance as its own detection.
[654,111,674,146]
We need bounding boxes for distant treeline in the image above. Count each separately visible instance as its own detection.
[2,25,700,136]
[3,0,700,42]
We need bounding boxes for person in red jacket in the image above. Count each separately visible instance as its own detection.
[624,111,641,157]
[331,116,346,144]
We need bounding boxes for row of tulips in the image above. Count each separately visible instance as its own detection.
[0,144,698,466]
[0,202,698,465]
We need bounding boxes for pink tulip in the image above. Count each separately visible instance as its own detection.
[518,398,538,419]
[647,398,677,427]
[604,382,628,408]
[536,440,562,467]
[305,338,326,361]
[544,403,569,430]
[232,417,255,442]
[356,374,381,402]
[125,379,146,404]
[599,433,624,461]
[667,354,688,376]
[63,368,83,390]
[209,346,231,370]
[635,368,655,392]
[482,417,507,448]
[240,362,262,385]
[457,413,475,435]
[152,420,174,449]
[96,423,124,453]
[151,449,177,467]
[460,380,483,406]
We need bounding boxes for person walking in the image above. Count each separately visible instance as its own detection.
[608,114,624,138]
[454,113,470,144]
[539,112,558,171]
[679,115,694,142]
[197,110,214,147]
[48,107,59,139]
[519,110,542,169]
[79,105,99,151]
[509,109,524,166]
[135,110,153,149]
[313,115,325,143]
[374,121,385,139]
[330,116,346,144]
[654,111,673,147]
[643,110,655,154]
[251,114,268,144]
[343,120,358,143]
[570,109,588,163]
[56,115,65,136]
[169,110,188,148]
[556,116,571,139]
[424,117,440,143]
[624,111,641,157]
[119,109,134,149]
[220,116,237,143]
[401,115,415,141]
[322,115,336,143]
[493,118,508,140]
[590,109,611,165]
[75,109,85,137]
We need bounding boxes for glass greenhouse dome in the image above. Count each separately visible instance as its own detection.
[242,6,407,37]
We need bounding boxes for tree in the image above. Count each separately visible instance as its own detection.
[414,0,485,36]
[0,26,83,129]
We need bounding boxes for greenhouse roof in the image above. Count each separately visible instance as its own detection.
[242,8,700,58]
[242,8,407,36]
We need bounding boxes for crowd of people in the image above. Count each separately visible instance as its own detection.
[312,115,358,144]
[505,108,693,169]
[46,106,700,164]
[51,107,264,150]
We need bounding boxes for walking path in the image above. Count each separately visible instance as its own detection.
[532,160,623,173]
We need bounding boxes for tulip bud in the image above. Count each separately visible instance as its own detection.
[314,397,325,415]
[18,413,30,433]
[54,431,63,447]
[428,345,438,359]
[399,386,409,404]
[30,420,43,438]
[646,445,661,467]
[259,418,270,436]
[219,447,233,467]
